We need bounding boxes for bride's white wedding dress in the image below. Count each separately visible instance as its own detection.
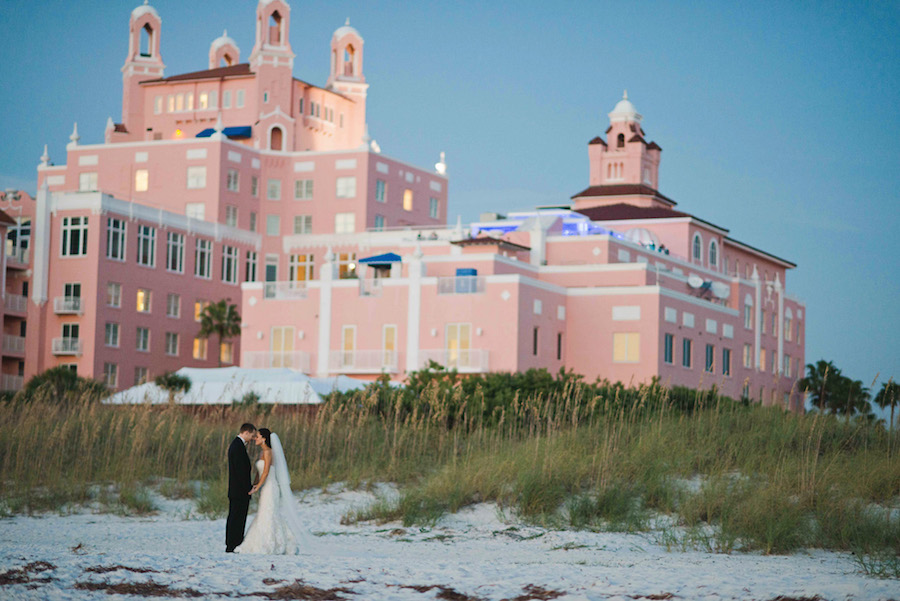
[235,433,311,555]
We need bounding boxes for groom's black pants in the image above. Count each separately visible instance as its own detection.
[225,495,251,551]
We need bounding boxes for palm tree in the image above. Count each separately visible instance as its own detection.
[800,359,840,412]
[198,299,242,367]
[874,380,898,430]
[154,371,192,405]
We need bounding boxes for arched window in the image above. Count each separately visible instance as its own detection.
[617,133,625,148]
[343,45,355,76]
[692,233,702,262]
[270,126,284,151]
[744,293,754,329]
[140,24,154,57]
[268,11,283,45]
[709,239,718,268]
[220,53,233,67]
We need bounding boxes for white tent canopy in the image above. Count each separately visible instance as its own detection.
[104,367,372,405]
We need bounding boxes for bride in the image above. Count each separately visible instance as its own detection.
[235,428,311,555]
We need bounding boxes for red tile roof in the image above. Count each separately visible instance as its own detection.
[589,136,607,146]
[647,141,661,151]
[142,63,253,83]
[113,123,128,133]
[0,209,17,226]
[452,236,531,251]
[628,134,646,144]
[571,184,676,205]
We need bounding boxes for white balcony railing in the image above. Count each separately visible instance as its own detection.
[263,281,308,300]
[419,349,490,373]
[329,349,399,373]
[359,278,383,297]
[4,293,26,313]
[2,334,25,354]
[53,296,83,314]
[436,276,486,295]
[51,337,82,355]
[6,246,29,265]
[1,374,24,392]
[241,351,311,373]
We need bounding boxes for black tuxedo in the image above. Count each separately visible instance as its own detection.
[225,436,252,551]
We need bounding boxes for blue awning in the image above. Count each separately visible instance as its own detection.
[196,126,253,139]
[358,252,401,266]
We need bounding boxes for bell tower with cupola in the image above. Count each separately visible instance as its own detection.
[121,1,165,138]
[588,91,662,190]
[209,30,241,69]
[326,19,368,98]
[249,0,295,151]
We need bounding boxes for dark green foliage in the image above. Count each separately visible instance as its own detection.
[198,299,241,367]
[800,359,872,417]
[16,366,108,405]
[153,372,192,404]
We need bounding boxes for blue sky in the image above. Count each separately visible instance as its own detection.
[1,1,898,395]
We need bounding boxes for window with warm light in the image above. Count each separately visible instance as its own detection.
[134,169,149,192]
[613,332,640,363]
[194,300,209,322]
[136,288,151,313]
[403,189,413,211]
[193,337,208,360]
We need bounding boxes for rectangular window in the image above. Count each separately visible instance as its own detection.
[198,92,209,110]
[62,323,79,342]
[166,232,184,273]
[266,215,281,236]
[334,212,355,234]
[743,343,752,368]
[783,354,792,377]
[194,239,212,278]
[136,225,156,267]
[292,215,312,234]
[336,176,356,198]
[373,215,385,231]
[682,338,692,368]
[134,367,148,386]
[771,313,777,336]
[337,252,357,279]
[220,341,234,364]
[723,348,732,376]
[103,363,118,388]
[267,178,281,200]
[251,175,259,197]
[175,93,184,111]
[166,293,180,318]
[270,326,295,367]
[226,168,240,192]
[105,322,120,347]
[761,310,767,335]
[134,169,149,192]
[613,332,640,363]
[136,327,150,352]
[249,212,257,232]
[429,197,439,219]
[403,189,413,211]
[772,351,777,374]
[193,337,208,360]
[744,304,753,329]
[106,218,126,261]
[194,300,209,322]
[557,332,563,361]
[61,216,88,256]
[382,324,397,366]
[759,348,767,372]
[186,166,207,189]
[165,332,179,356]
[446,323,471,367]
[222,90,231,108]
[185,203,205,220]
[209,90,217,109]
[236,89,245,108]
[136,288,151,313]
[107,282,121,307]
[225,205,238,227]
[167,95,174,112]
[785,316,793,341]
[78,172,98,192]
[705,344,715,373]
[289,254,315,282]
[299,99,304,114]
[222,245,239,284]
[294,179,313,200]
[664,333,674,364]
[375,179,387,203]
[246,251,258,282]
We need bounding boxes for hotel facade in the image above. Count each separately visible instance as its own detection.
[9,0,804,408]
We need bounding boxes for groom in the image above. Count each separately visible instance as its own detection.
[226,422,257,552]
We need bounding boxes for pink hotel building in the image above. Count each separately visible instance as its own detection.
[9,0,804,407]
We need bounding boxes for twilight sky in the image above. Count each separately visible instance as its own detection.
[0,1,897,392]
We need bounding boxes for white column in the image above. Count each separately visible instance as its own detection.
[405,246,424,374]
[752,266,761,371]
[776,274,784,375]
[316,248,335,377]
[32,182,51,306]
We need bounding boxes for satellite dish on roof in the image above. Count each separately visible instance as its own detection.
[711,281,730,300]
[688,274,704,289]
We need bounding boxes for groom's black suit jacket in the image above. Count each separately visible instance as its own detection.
[227,436,252,499]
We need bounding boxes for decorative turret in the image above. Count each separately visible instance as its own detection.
[209,30,241,69]
[121,1,165,135]
[326,19,368,99]
[249,0,295,69]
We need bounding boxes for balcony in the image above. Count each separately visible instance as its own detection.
[54,296,83,314]
[437,276,485,295]
[1,374,23,392]
[2,334,25,355]
[263,281,308,300]
[419,349,490,373]
[329,349,399,374]
[359,278,383,297]
[242,351,311,373]
[6,246,29,268]
[51,337,82,355]
[4,293,27,315]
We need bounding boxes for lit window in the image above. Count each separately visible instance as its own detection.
[194,239,212,279]
[375,179,387,203]
[429,197,439,219]
[194,300,209,322]
[226,169,240,192]
[187,166,207,189]
[293,215,312,234]
[106,218,126,261]
[78,172,98,192]
[225,206,238,227]
[289,254,315,281]
[136,288,151,313]
[165,332,179,356]
[613,332,640,363]
[193,337,208,360]
[220,341,234,364]
[267,178,282,200]
[266,215,281,236]
[136,327,150,352]
[334,212,355,234]
[166,293,180,318]
[294,179,313,200]
[166,232,184,273]
[222,245,239,284]
[403,189,413,211]
[199,92,208,109]
[105,323,120,347]
[682,338,692,368]
[246,251,258,282]
[337,253,356,279]
[107,282,122,307]
[167,95,175,112]
[759,348,767,372]
[136,225,156,267]
[336,176,356,198]
[186,93,193,110]
[61,216,88,256]
[176,93,184,111]
[133,169,149,192]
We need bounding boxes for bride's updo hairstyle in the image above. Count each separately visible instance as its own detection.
[258,428,272,448]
